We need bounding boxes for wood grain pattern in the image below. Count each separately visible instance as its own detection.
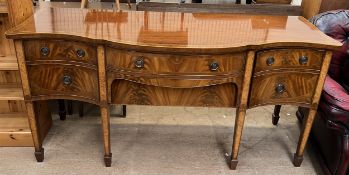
[97,45,112,166]
[254,49,325,73]
[0,100,25,113]
[230,51,255,170]
[0,1,7,14]
[107,75,242,102]
[8,8,342,168]
[34,101,52,143]
[27,65,99,103]
[294,51,332,165]
[0,14,15,58]
[0,113,33,147]
[249,73,319,107]
[24,40,97,66]
[0,0,34,147]
[0,83,23,100]
[106,48,246,74]
[14,40,30,99]
[0,70,20,84]
[111,79,237,107]
[6,0,33,27]
[6,8,341,52]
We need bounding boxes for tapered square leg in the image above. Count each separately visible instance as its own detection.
[230,158,238,170]
[293,153,303,167]
[230,108,247,170]
[100,106,112,167]
[104,153,112,167]
[34,148,44,162]
[294,109,317,167]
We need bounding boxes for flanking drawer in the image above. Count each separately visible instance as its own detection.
[106,48,246,75]
[23,40,97,65]
[249,73,318,107]
[27,65,99,102]
[254,49,325,73]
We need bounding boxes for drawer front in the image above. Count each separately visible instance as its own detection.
[106,48,246,74]
[28,65,99,102]
[249,73,318,107]
[255,49,325,73]
[111,80,237,107]
[24,40,97,65]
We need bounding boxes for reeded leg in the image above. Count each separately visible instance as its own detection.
[100,106,112,167]
[26,101,44,162]
[79,102,84,117]
[58,100,66,120]
[121,105,126,117]
[272,105,281,125]
[230,107,247,170]
[67,100,73,115]
[293,109,317,167]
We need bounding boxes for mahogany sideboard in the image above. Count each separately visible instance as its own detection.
[6,7,341,169]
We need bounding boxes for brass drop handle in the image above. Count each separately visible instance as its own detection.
[209,61,219,71]
[299,56,308,65]
[63,75,72,86]
[275,84,285,94]
[76,49,86,58]
[266,57,275,66]
[40,47,50,56]
[134,57,144,68]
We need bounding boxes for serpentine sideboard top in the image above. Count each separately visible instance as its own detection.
[6,7,341,52]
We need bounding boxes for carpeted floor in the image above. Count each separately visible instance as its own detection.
[0,105,323,175]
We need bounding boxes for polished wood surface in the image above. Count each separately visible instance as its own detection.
[249,73,318,107]
[106,49,246,74]
[254,49,324,73]
[24,40,98,65]
[6,8,341,51]
[27,65,99,103]
[7,7,342,168]
[112,80,237,107]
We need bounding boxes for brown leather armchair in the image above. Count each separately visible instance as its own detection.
[296,10,349,175]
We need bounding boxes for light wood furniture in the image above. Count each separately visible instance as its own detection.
[7,8,341,168]
[0,0,32,146]
[0,0,52,147]
[301,0,349,19]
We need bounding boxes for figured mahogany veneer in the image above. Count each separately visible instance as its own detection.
[23,40,97,66]
[112,80,236,107]
[6,7,342,169]
[27,65,99,103]
[254,49,325,73]
[106,48,246,75]
[249,73,319,107]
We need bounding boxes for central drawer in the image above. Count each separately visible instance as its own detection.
[27,65,99,102]
[106,48,246,75]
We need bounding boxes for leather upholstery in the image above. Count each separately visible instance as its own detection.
[298,10,349,175]
[310,10,349,90]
